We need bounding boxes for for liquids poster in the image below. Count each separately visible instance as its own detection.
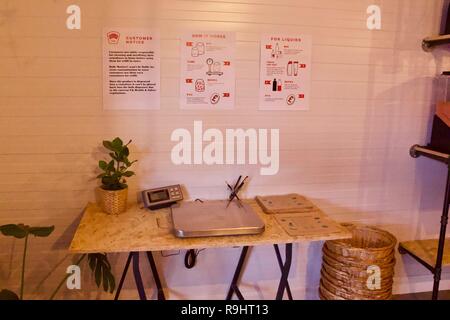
[259,34,312,110]
[103,28,160,110]
[180,32,236,109]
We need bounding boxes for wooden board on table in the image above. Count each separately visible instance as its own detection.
[275,212,348,237]
[256,193,316,214]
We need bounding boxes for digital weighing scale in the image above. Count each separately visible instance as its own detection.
[171,200,265,238]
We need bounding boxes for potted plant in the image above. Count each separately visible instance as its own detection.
[96,137,137,215]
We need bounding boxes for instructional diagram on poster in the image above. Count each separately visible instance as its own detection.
[180,32,235,109]
[103,28,160,110]
[259,34,312,110]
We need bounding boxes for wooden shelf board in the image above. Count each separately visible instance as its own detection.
[399,239,450,268]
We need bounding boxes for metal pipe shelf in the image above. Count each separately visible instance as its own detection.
[422,34,450,51]
[399,145,450,300]
[409,145,450,164]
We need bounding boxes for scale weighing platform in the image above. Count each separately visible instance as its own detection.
[171,200,265,238]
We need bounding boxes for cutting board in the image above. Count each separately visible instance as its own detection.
[255,193,316,214]
[274,212,347,237]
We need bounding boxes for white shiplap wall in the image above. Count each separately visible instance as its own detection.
[1,0,449,299]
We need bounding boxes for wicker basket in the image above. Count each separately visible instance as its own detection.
[325,223,397,260]
[319,223,397,300]
[321,261,394,290]
[97,187,128,215]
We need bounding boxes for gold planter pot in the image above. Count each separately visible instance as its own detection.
[97,187,128,215]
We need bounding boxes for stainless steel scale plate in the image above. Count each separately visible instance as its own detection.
[171,200,265,238]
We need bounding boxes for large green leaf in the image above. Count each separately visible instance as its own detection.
[0,224,28,238]
[88,254,96,271]
[107,160,115,172]
[98,160,107,170]
[0,289,19,300]
[122,171,135,177]
[112,137,123,149]
[102,267,109,292]
[95,261,102,288]
[28,226,54,237]
[102,140,115,152]
[107,273,116,293]
[87,253,116,293]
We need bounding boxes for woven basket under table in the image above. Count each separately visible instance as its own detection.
[319,223,397,300]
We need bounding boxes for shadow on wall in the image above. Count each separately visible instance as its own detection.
[31,208,86,299]
[27,141,116,299]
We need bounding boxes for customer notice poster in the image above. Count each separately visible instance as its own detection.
[103,28,160,110]
[180,32,236,109]
[259,34,312,110]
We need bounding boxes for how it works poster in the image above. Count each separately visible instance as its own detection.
[180,32,236,109]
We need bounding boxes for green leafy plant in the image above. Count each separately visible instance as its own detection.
[0,224,116,300]
[88,253,115,293]
[97,137,137,191]
[0,224,54,300]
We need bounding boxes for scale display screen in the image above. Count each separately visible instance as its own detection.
[148,189,170,203]
[141,185,183,210]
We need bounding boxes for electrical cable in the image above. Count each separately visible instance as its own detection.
[160,250,180,257]
[184,248,206,269]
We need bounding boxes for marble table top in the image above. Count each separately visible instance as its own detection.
[69,199,351,253]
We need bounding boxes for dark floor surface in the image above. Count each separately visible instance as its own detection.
[393,290,450,300]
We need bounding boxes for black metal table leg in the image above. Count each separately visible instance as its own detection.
[274,244,293,300]
[275,243,293,300]
[226,246,250,300]
[432,166,450,300]
[146,251,166,300]
[132,252,147,300]
[114,252,133,300]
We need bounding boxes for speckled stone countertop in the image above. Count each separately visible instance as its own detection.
[69,199,351,253]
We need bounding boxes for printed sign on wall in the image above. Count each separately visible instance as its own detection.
[259,34,312,110]
[180,32,236,109]
[103,28,160,110]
